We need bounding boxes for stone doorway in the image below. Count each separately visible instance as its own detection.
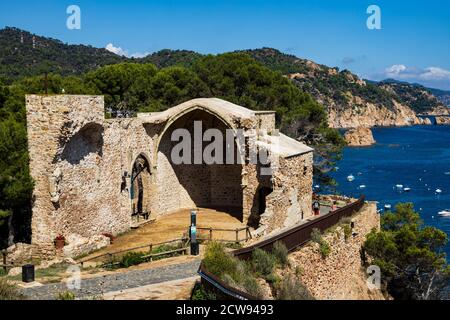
[131,154,152,225]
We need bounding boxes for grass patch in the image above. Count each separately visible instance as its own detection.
[310,228,331,259]
[203,242,239,279]
[275,275,315,300]
[106,242,187,269]
[272,241,289,266]
[252,249,276,278]
[56,291,76,300]
[0,278,22,300]
[191,283,217,300]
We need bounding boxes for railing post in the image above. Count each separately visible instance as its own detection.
[235,228,239,244]
[209,228,213,241]
[108,253,113,267]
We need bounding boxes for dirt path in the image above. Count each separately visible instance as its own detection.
[80,208,246,262]
[20,259,201,300]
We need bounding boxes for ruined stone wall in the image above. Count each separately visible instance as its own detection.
[26,95,156,250]
[25,95,314,257]
[255,112,276,132]
[288,202,384,300]
[255,152,314,236]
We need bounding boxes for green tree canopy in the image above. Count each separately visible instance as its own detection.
[364,203,450,300]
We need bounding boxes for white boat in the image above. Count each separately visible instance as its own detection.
[359,185,366,189]
[395,184,403,189]
[436,189,443,194]
[347,174,355,182]
[438,209,450,217]
[403,187,411,192]
[384,204,392,210]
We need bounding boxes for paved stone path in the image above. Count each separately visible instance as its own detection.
[21,260,201,300]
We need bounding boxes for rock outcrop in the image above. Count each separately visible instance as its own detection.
[326,99,421,129]
[436,116,450,125]
[344,127,376,147]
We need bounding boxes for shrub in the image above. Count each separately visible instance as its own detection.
[252,249,276,277]
[311,228,322,244]
[203,242,238,279]
[0,278,22,300]
[242,276,264,299]
[276,276,315,300]
[191,283,217,300]
[343,224,352,241]
[272,241,289,266]
[120,251,146,268]
[265,273,281,286]
[311,228,331,258]
[295,265,303,277]
[319,241,331,258]
[56,291,76,300]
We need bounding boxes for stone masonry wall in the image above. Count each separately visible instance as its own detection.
[255,152,314,236]
[287,202,384,300]
[25,95,313,258]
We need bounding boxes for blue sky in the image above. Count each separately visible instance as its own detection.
[1,0,450,89]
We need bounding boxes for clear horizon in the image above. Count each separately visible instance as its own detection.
[1,0,450,90]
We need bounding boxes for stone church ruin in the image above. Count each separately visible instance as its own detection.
[24,95,313,258]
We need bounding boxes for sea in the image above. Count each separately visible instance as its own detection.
[324,125,450,259]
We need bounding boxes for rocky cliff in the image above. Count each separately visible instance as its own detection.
[243,48,446,129]
[344,127,376,147]
[287,202,386,300]
[436,116,450,125]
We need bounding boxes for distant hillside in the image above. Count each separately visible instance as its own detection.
[427,87,450,107]
[139,49,202,68]
[377,79,449,114]
[0,27,447,126]
[0,27,126,81]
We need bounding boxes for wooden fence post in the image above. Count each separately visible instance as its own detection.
[209,228,213,241]
[235,228,239,243]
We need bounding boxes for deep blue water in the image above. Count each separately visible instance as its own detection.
[327,125,450,258]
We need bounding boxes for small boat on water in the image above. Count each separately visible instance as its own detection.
[436,189,443,194]
[359,185,366,189]
[347,174,355,182]
[438,209,450,217]
[395,184,403,189]
[403,187,411,192]
[384,204,392,210]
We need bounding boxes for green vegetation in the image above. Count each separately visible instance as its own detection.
[272,241,289,266]
[191,282,217,300]
[379,80,444,114]
[0,277,22,300]
[252,248,277,278]
[275,275,315,300]
[106,242,186,269]
[311,228,331,259]
[202,242,311,300]
[56,291,76,300]
[363,203,450,300]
